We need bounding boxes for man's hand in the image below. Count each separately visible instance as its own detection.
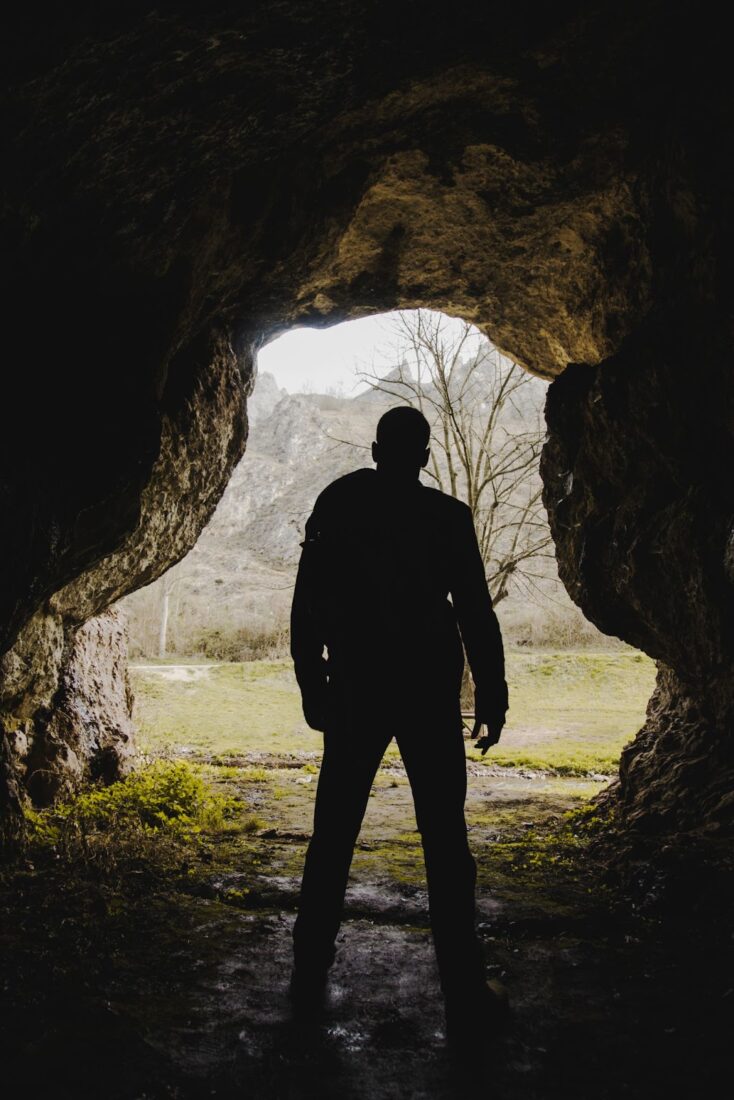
[471,680,508,754]
[301,679,330,732]
[303,694,328,732]
[470,717,504,755]
[296,660,330,732]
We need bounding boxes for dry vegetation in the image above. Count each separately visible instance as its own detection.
[120,313,616,661]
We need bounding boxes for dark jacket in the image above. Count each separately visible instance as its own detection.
[291,468,507,734]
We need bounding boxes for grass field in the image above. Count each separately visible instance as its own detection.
[130,648,657,776]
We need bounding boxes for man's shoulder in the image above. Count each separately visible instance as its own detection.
[419,484,472,523]
[313,468,375,511]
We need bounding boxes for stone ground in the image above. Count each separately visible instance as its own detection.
[1,751,732,1100]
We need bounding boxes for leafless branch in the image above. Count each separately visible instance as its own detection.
[361,309,551,606]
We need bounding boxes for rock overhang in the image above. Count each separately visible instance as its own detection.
[1,1,733,830]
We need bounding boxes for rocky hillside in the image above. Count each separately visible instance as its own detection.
[121,366,597,656]
[121,371,384,653]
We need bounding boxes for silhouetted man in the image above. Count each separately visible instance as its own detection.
[290,405,509,1038]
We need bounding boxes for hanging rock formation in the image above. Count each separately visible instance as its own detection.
[1,2,732,833]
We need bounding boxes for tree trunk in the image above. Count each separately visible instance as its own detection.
[158,587,170,659]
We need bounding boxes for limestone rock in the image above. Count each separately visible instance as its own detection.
[541,321,734,831]
[1,2,733,835]
[24,609,136,806]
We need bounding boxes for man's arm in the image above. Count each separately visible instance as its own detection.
[449,504,508,750]
[290,510,329,731]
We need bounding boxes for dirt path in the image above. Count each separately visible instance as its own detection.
[128,662,226,681]
[1,756,731,1099]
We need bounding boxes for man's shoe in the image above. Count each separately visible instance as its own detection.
[289,965,329,1016]
[444,978,510,1048]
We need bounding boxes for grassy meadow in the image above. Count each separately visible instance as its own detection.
[130,648,657,777]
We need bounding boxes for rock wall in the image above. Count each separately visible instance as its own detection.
[20,609,135,806]
[2,2,733,831]
[0,332,250,805]
[541,314,734,832]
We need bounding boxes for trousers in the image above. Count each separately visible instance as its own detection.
[292,718,485,996]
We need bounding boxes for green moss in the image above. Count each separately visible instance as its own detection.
[24,761,242,850]
[237,813,267,835]
[350,830,425,886]
[202,763,270,783]
[474,745,628,776]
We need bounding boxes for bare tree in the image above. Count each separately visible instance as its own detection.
[156,562,187,658]
[360,310,553,605]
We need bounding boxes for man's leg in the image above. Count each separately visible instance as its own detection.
[293,725,391,976]
[396,723,485,999]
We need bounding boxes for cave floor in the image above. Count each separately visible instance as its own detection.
[2,754,732,1099]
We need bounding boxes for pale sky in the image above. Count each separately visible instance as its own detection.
[257,310,485,395]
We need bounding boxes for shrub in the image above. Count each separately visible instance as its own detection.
[188,625,290,662]
[23,761,241,872]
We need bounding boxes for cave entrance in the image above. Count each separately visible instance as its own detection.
[119,308,655,877]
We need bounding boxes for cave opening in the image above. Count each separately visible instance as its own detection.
[2,3,734,1093]
[1,306,724,1099]
[120,308,654,806]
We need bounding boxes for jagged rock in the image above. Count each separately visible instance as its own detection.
[0,328,249,805]
[247,372,287,427]
[541,323,734,831]
[4,609,136,806]
[1,3,733,835]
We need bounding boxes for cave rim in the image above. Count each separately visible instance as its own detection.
[132,305,651,774]
[4,0,730,836]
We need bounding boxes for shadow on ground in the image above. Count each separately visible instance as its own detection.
[1,758,731,1099]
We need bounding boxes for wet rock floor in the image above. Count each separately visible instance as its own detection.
[1,758,732,1099]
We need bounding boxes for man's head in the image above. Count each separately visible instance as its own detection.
[372,406,430,479]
